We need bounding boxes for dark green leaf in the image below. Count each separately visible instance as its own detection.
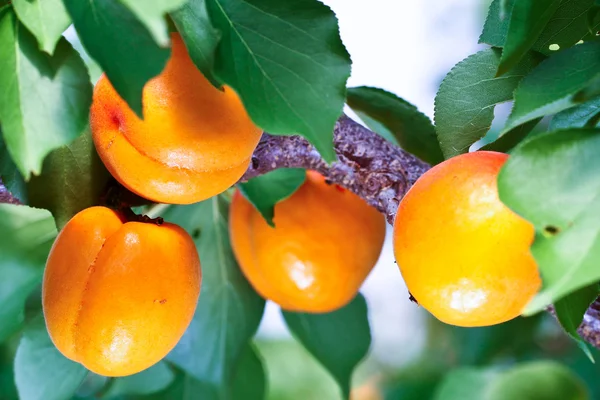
[346,86,443,165]
[488,361,589,400]
[206,0,351,163]
[554,284,599,361]
[0,134,28,203]
[480,118,542,153]
[12,0,71,54]
[435,315,544,366]
[164,196,265,399]
[533,0,600,53]
[231,344,267,400]
[171,0,221,87]
[434,362,588,400]
[503,42,600,133]
[498,128,600,314]
[282,294,371,400]
[119,0,187,46]
[433,367,501,400]
[0,205,55,342]
[383,362,444,400]
[14,315,88,400]
[481,0,600,55]
[238,168,306,226]
[550,96,600,130]
[74,372,108,398]
[496,0,561,76]
[434,49,538,159]
[102,361,175,397]
[0,345,19,400]
[479,0,512,48]
[0,8,92,178]
[26,130,111,230]
[63,0,170,117]
[575,76,600,103]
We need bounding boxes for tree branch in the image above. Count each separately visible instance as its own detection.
[1,115,600,349]
[242,115,430,225]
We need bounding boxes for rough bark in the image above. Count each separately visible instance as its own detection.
[1,115,599,348]
[242,115,430,225]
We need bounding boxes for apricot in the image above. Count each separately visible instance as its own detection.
[90,33,262,204]
[230,171,386,313]
[393,151,541,327]
[42,206,201,376]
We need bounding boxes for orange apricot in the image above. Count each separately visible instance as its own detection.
[393,151,541,327]
[42,206,201,376]
[230,171,386,313]
[90,33,262,204]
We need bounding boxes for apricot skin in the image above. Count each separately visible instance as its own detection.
[393,151,541,327]
[90,34,262,204]
[42,207,201,377]
[230,171,386,313]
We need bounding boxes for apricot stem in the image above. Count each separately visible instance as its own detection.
[120,207,164,226]
[100,178,154,209]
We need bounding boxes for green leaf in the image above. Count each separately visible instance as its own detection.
[0,345,19,400]
[554,284,599,361]
[0,204,55,342]
[481,0,600,55]
[12,0,71,54]
[238,168,306,226]
[480,118,542,153]
[14,315,88,400]
[479,0,512,48]
[74,372,108,398]
[0,8,92,178]
[231,344,267,400]
[503,41,600,134]
[119,0,187,47]
[496,0,562,76]
[26,130,111,230]
[434,362,589,400]
[102,361,175,397]
[434,367,501,400]
[489,361,589,400]
[498,128,600,314]
[170,0,221,87]
[63,0,170,117]
[434,48,538,159]
[346,86,443,165]
[164,196,265,399]
[435,315,544,366]
[550,96,600,130]
[206,0,351,163]
[383,364,444,400]
[282,294,371,400]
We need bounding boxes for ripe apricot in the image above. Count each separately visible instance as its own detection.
[42,206,201,376]
[393,151,540,327]
[90,33,262,204]
[230,171,386,313]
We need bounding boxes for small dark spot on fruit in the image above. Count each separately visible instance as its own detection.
[324,179,333,185]
[154,299,167,304]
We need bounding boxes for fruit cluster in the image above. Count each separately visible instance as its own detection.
[42,34,540,377]
[42,34,386,377]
